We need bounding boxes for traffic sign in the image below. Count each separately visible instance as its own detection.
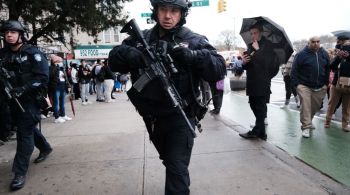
[146,18,155,24]
[141,13,152,17]
[192,0,209,7]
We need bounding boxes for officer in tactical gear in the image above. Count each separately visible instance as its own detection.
[0,20,53,191]
[108,0,226,194]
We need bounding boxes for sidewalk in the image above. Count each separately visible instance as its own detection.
[0,92,349,194]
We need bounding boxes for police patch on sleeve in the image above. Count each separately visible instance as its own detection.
[34,54,42,61]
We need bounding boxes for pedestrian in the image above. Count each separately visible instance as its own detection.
[102,60,116,103]
[119,73,129,92]
[319,49,342,119]
[324,35,350,132]
[77,59,92,105]
[291,36,330,138]
[280,52,300,108]
[70,63,81,100]
[91,59,105,102]
[231,56,244,77]
[0,20,53,191]
[49,55,72,123]
[108,0,226,194]
[208,80,224,114]
[238,23,280,141]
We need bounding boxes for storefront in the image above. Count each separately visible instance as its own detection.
[74,45,115,60]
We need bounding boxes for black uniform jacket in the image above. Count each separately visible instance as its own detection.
[0,44,49,103]
[109,24,226,116]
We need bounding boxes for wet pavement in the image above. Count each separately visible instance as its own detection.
[0,81,349,194]
[221,78,350,187]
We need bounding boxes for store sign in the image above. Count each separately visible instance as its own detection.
[74,48,112,59]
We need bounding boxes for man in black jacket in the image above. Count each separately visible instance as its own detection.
[108,0,226,194]
[0,20,52,191]
[239,24,279,141]
[291,36,330,138]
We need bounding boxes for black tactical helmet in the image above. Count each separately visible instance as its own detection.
[1,20,25,33]
[150,0,192,27]
[1,20,28,45]
[150,0,191,11]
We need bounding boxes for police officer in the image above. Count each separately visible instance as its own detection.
[0,20,53,191]
[108,0,226,194]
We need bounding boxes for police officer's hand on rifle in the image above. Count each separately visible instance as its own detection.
[170,45,198,65]
[109,45,145,71]
[10,86,26,98]
[126,46,146,68]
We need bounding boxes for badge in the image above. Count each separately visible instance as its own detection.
[34,54,42,61]
[21,55,28,62]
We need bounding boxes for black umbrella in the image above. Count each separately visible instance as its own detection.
[332,30,350,39]
[239,16,293,64]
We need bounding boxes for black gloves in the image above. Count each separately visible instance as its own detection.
[125,46,145,69]
[108,45,146,73]
[170,46,198,65]
[10,86,26,98]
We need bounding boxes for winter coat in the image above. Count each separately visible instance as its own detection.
[243,36,279,96]
[291,46,330,89]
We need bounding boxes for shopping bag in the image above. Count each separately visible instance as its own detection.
[216,79,224,90]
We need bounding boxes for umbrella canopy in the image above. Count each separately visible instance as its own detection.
[240,16,293,64]
[332,30,350,39]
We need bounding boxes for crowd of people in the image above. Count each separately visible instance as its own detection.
[40,57,130,123]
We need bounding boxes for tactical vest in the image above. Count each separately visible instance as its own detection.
[127,26,200,117]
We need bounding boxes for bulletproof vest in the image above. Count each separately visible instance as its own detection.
[0,44,42,99]
[127,26,196,117]
[1,49,23,87]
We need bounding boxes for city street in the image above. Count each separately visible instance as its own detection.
[0,78,349,194]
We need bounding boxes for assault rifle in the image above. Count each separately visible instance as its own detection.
[121,19,196,137]
[0,61,25,112]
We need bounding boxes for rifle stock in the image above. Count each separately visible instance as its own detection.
[121,19,196,137]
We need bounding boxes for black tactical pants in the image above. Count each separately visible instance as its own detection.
[249,96,267,136]
[146,113,195,195]
[0,101,11,141]
[11,103,52,176]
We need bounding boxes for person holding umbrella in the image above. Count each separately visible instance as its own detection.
[291,36,330,138]
[238,23,280,141]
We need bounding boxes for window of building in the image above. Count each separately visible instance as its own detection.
[103,27,120,43]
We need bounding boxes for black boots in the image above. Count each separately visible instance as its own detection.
[10,175,25,191]
[34,148,53,163]
[239,131,267,141]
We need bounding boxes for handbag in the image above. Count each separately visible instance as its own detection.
[338,76,350,87]
[216,79,224,90]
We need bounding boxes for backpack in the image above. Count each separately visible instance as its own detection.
[96,67,105,82]
[119,74,129,83]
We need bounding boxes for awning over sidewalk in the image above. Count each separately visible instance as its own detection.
[74,45,115,59]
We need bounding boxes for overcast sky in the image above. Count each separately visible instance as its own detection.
[124,0,350,45]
